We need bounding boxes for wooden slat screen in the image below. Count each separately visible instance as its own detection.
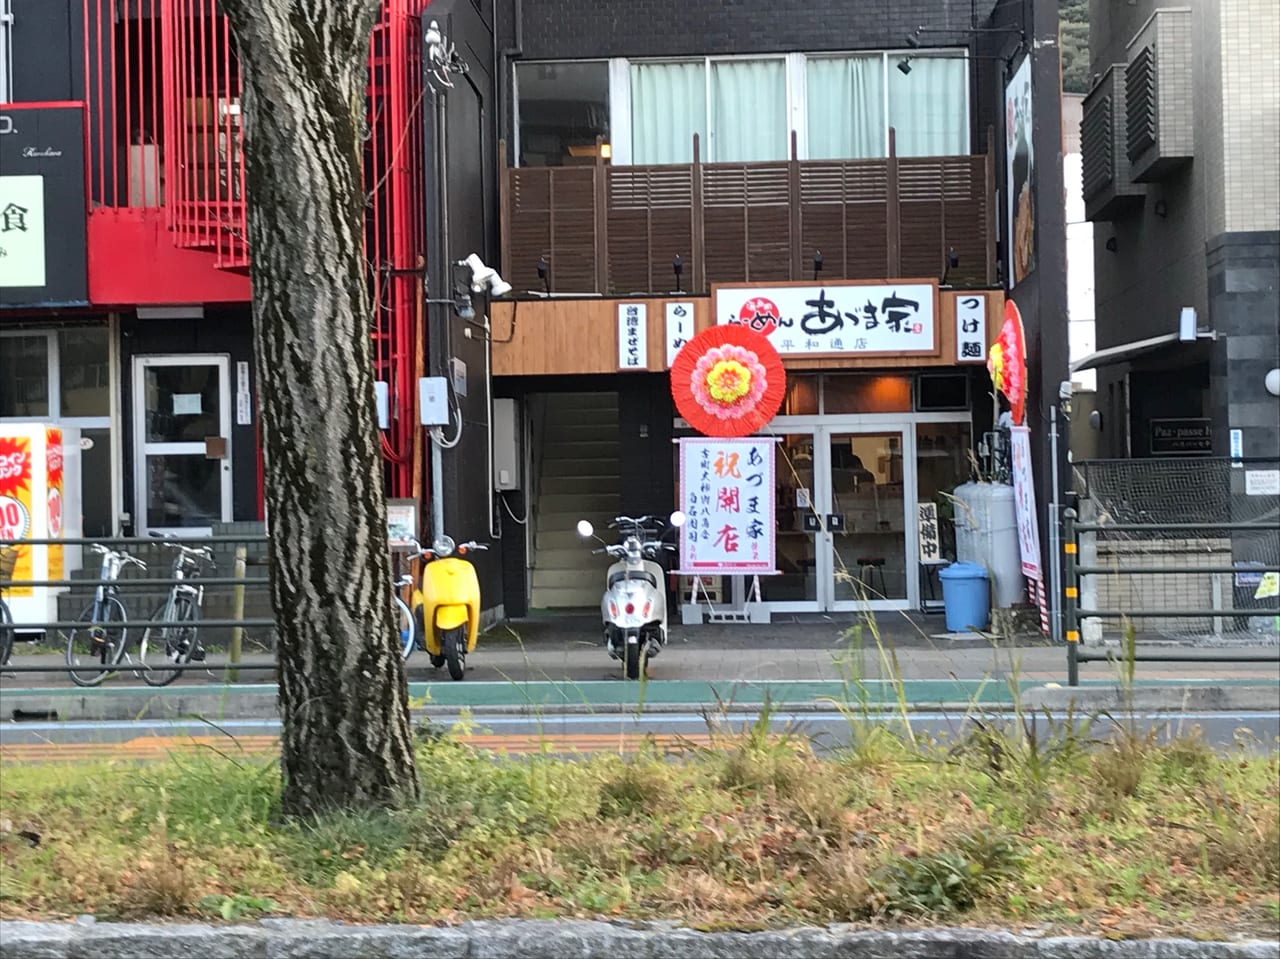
[505,150,993,294]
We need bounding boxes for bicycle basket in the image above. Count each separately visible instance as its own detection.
[0,546,17,585]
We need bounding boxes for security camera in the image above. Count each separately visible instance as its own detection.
[460,253,512,298]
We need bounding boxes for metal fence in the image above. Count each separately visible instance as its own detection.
[1062,457,1280,685]
[0,534,278,680]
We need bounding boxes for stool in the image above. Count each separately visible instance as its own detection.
[856,557,887,597]
[920,561,947,611]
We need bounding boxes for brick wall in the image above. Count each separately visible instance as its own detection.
[1219,0,1280,235]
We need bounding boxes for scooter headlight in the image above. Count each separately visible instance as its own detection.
[432,536,455,558]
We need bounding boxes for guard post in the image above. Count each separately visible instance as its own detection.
[1063,507,1079,686]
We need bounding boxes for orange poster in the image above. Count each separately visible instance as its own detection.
[47,428,64,583]
[0,434,34,597]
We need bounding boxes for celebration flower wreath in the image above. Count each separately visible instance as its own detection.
[670,324,786,437]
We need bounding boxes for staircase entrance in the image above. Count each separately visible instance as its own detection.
[529,392,621,610]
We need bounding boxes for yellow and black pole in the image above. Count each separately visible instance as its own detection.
[1063,507,1079,686]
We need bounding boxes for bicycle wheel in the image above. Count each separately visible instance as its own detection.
[395,596,414,660]
[140,595,198,687]
[65,598,128,687]
[0,598,13,668]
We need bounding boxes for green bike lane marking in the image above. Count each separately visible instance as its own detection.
[0,677,1266,708]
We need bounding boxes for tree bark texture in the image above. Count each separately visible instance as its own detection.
[220,0,419,817]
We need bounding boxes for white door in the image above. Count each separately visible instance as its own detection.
[132,355,232,536]
[819,425,915,612]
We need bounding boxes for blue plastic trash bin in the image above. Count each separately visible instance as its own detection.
[938,562,990,632]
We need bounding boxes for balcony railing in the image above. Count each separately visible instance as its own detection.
[500,131,997,297]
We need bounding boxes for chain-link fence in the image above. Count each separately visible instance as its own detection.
[1071,458,1280,644]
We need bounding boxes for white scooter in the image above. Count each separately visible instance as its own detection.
[576,512,686,680]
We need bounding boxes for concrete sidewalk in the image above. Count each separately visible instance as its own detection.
[3,610,1277,688]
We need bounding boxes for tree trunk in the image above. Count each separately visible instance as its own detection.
[220,0,419,817]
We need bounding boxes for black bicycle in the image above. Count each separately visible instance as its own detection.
[64,544,147,687]
[138,540,212,687]
[0,546,16,668]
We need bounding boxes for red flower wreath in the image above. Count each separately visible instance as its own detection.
[670,324,786,437]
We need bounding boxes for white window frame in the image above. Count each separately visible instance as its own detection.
[0,321,122,534]
[512,49,972,167]
[0,0,13,104]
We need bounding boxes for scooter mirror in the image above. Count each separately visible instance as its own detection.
[576,520,594,538]
[669,510,687,528]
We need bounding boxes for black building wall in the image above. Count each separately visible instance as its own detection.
[7,0,80,102]
[422,1,503,607]
[119,309,259,530]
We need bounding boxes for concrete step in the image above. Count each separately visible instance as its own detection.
[540,421,619,440]
[537,458,622,477]
[538,475,622,495]
[533,531,599,552]
[528,585,601,609]
[532,567,609,590]
[538,491,620,513]
[541,392,617,411]
[541,440,621,459]
[529,545,595,569]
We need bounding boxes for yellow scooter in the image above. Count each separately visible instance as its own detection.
[410,536,487,680]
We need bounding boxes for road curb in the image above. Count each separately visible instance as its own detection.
[2,680,1277,722]
[0,919,1276,959]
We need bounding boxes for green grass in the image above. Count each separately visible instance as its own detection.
[2,711,1276,937]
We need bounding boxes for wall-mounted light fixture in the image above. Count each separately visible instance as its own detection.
[897,58,913,75]
[812,250,824,282]
[1105,236,1119,253]
[1266,368,1280,397]
[673,254,684,292]
[536,256,550,296]
[941,247,960,286]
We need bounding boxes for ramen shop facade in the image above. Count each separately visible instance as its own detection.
[487,0,1035,616]
[490,284,1004,616]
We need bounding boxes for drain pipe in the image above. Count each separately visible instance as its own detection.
[496,0,523,154]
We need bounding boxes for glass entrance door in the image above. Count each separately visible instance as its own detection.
[825,430,911,609]
[758,424,914,612]
[132,356,232,535]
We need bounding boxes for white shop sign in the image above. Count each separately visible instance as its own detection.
[617,302,647,370]
[955,294,987,363]
[677,437,776,576]
[665,301,694,367]
[714,282,937,355]
[0,176,47,288]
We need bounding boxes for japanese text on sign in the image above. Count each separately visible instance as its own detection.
[617,303,648,371]
[955,295,987,363]
[917,501,944,565]
[677,437,776,575]
[714,282,936,355]
[665,301,694,367]
[1010,426,1042,579]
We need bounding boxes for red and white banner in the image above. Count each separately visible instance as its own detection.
[678,437,776,575]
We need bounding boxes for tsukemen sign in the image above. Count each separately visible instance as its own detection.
[714,282,937,356]
[1149,418,1212,456]
[678,437,776,575]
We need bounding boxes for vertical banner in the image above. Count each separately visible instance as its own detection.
[665,301,694,367]
[45,427,64,583]
[617,303,647,370]
[955,295,987,363]
[1010,426,1042,579]
[1005,56,1036,286]
[678,437,776,575]
[0,175,47,289]
[0,434,34,597]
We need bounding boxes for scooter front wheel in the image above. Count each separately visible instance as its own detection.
[442,626,467,681]
[624,634,644,681]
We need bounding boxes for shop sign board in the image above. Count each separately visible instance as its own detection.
[917,501,944,565]
[955,295,987,363]
[677,437,776,575]
[0,433,34,597]
[617,303,647,370]
[665,301,694,367]
[713,282,937,356]
[1150,418,1212,456]
[1010,426,1042,580]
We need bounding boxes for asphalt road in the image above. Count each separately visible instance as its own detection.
[2,708,1276,762]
